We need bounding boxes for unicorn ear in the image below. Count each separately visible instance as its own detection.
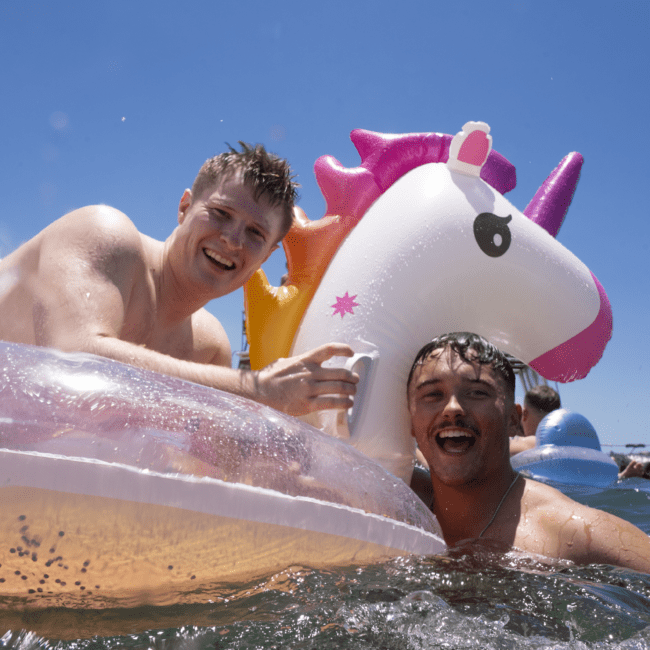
[447,121,492,177]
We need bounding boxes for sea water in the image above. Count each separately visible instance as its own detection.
[2,475,650,650]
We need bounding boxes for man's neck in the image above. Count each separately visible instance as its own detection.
[152,234,212,325]
[430,470,519,546]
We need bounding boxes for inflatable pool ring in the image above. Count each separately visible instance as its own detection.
[245,122,613,482]
[511,409,619,487]
[0,342,444,612]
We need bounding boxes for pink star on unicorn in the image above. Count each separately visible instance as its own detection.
[332,292,359,318]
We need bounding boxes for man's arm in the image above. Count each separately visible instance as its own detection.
[619,461,648,479]
[29,206,358,416]
[527,482,650,573]
[88,335,358,415]
[509,435,536,456]
[572,505,650,573]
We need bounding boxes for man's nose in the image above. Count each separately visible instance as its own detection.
[441,393,464,418]
[220,222,244,249]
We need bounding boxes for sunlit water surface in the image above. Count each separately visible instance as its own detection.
[2,476,650,650]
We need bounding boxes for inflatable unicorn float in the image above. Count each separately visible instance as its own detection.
[245,121,612,483]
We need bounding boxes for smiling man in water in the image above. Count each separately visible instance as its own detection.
[0,143,357,416]
[407,332,650,572]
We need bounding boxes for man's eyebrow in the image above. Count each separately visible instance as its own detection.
[207,199,236,211]
[413,376,494,391]
[413,378,441,391]
[466,377,495,389]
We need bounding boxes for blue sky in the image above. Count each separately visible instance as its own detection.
[1,0,648,450]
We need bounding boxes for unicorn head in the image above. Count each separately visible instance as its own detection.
[245,122,612,482]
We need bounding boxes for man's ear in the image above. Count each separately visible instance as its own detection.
[406,393,415,437]
[178,189,192,224]
[509,402,524,437]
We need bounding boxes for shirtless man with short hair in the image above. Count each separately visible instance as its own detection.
[0,143,357,416]
[509,385,561,455]
[407,332,650,572]
[522,385,561,436]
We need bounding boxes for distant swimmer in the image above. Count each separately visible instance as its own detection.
[509,385,561,456]
[619,459,650,480]
[0,143,357,416]
[407,332,650,572]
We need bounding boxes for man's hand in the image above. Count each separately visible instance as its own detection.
[255,343,359,416]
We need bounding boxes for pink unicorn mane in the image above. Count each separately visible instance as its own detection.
[315,129,517,221]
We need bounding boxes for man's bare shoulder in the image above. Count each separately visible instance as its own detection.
[29,206,155,303]
[0,205,155,348]
[190,308,233,367]
[517,478,579,537]
[520,478,650,572]
[43,205,144,253]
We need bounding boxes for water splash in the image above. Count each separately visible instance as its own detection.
[2,553,649,649]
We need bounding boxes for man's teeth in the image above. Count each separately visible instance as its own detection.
[205,249,235,269]
[438,429,475,439]
[436,428,477,454]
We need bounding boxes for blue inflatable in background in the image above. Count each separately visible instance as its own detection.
[511,409,619,487]
[536,409,602,450]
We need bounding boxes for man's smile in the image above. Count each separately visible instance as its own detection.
[203,248,236,270]
[434,426,478,454]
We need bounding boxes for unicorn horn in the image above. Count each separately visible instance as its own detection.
[524,152,583,237]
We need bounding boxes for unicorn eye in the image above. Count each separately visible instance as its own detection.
[473,213,512,257]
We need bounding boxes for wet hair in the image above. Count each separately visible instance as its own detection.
[407,332,516,395]
[524,385,561,414]
[191,142,300,242]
